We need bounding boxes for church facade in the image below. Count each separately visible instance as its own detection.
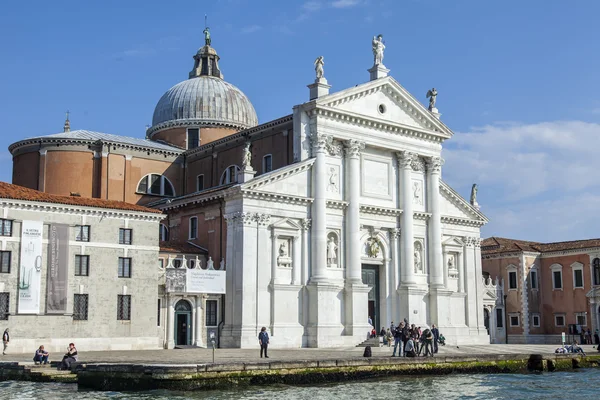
[8,32,489,348]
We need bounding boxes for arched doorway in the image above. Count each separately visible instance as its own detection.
[484,308,490,335]
[174,300,192,346]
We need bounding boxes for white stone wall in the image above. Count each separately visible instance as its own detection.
[0,202,162,353]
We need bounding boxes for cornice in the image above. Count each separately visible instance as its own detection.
[147,118,249,138]
[441,215,486,227]
[326,199,348,209]
[157,188,230,211]
[360,204,402,217]
[439,180,488,224]
[414,212,432,220]
[242,159,314,191]
[0,199,164,221]
[241,189,313,205]
[540,247,600,258]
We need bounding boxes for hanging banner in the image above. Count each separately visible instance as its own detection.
[186,269,226,294]
[46,224,69,314]
[18,220,44,314]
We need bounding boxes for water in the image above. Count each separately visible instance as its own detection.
[1,369,599,400]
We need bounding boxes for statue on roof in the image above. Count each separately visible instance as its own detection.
[372,34,385,65]
[314,56,325,80]
[426,88,438,111]
[470,184,479,208]
[242,142,252,170]
[203,26,211,46]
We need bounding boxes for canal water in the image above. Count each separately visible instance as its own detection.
[1,369,599,399]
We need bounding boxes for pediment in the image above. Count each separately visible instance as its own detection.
[483,289,498,301]
[271,218,302,231]
[241,158,314,197]
[443,236,465,247]
[316,76,453,137]
[439,181,488,225]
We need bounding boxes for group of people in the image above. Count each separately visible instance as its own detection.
[2,329,78,370]
[577,327,599,345]
[377,319,443,358]
[555,340,586,355]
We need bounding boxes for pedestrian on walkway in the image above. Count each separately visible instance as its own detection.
[431,324,440,354]
[391,322,404,357]
[258,327,270,358]
[2,328,8,355]
[423,328,434,357]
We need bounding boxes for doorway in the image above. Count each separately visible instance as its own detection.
[484,308,490,335]
[362,265,380,331]
[175,300,192,346]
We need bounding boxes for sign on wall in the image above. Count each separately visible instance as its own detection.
[46,224,69,314]
[18,220,44,314]
[186,269,226,294]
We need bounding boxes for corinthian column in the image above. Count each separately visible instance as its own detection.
[310,133,330,282]
[427,156,444,288]
[397,151,416,285]
[344,139,365,284]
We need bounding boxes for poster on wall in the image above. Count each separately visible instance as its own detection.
[46,224,69,314]
[18,220,44,314]
[186,269,226,294]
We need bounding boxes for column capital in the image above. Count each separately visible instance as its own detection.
[255,213,271,227]
[310,133,342,156]
[426,156,444,173]
[464,236,481,247]
[344,139,365,158]
[389,228,401,239]
[396,151,418,169]
[301,218,312,231]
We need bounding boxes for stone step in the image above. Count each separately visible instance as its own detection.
[356,337,384,347]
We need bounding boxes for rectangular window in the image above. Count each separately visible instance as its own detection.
[159,259,164,269]
[189,217,198,239]
[555,315,565,327]
[75,225,90,242]
[206,299,218,326]
[118,257,132,278]
[73,294,89,320]
[262,154,273,173]
[75,255,89,276]
[119,228,132,245]
[187,128,199,149]
[0,251,11,273]
[117,295,131,320]
[0,292,9,320]
[0,219,13,237]
[532,314,540,328]
[510,315,520,327]
[573,269,584,288]
[157,299,161,326]
[508,271,517,290]
[553,270,563,289]
[196,174,204,191]
[496,308,503,328]
[576,313,587,326]
[530,270,538,290]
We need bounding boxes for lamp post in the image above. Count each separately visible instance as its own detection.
[503,294,508,344]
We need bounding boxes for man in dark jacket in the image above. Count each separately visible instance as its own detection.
[2,328,9,355]
[391,322,404,357]
[258,327,270,358]
[431,324,440,354]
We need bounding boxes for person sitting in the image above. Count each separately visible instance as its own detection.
[379,327,387,337]
[370,328,377,339]
[59,343,78,370]
[438,334,446,346]
[386,328,393,347]
[33,345,49,365]
[570,341,585,355]
[404,337,416,357]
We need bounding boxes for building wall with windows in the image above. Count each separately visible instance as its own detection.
[0,182,164,353]
[482,237,600,344]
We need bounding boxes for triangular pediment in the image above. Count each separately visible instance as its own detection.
[483,289,498,301]
[439,181,488,225]
[316,76,453,137]
[241,158,313,197]
[443,236,465,247]
[271,218,302,231]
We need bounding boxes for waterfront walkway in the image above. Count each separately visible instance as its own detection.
[1,344,598,364]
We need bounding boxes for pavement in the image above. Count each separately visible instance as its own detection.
[2,344,599,365]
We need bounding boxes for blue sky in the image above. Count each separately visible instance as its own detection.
[1,0,599,242]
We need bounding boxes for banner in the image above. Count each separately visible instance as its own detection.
[46,224,69,314]
[18,220,44,314]
[186,269,226,294]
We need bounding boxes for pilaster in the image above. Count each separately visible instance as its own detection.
[427,156,444,288]
[397,151,416,286]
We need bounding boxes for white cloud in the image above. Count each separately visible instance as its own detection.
[241,25,262,34]
[331,0,360,8]
[442,120,600,241]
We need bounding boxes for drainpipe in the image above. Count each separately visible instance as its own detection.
[503,294,508,344]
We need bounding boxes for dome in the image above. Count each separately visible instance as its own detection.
[151,76,258,131]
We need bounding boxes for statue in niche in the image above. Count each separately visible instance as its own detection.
[448,255,454,269]
[327,235,338,266]
[367,237,381,258]
[279,241,288,257]
[426,88,438,111]
[327,167,338,192]
[242,142,252,170]
[314,56,325,80]
[413,181,422,205]
[372,34,385,65]
[207,256,214,270]
[414,243,422,273]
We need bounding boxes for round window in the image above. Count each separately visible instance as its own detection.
[378,104,386,114]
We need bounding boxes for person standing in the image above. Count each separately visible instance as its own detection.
[391,322,404,357]
[431,324,440,354]
[2,328,9,355]
[258,327,270,358]
[423,328,434,357]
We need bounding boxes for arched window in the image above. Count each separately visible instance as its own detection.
[220,165,240,185]
[137,174,175,197]
[593,258,600,286]
[159,224,169,241]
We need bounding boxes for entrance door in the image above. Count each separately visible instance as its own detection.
[362,265,380,331]
[484,308,490,335]
[174,300,192,346]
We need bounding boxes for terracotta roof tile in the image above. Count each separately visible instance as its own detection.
[159,241,207,254]
[482,236,600,255]
[0,181,162,214]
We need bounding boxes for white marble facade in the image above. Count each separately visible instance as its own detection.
[220,73,489,348]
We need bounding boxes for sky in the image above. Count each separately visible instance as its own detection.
[1,0,599,242]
